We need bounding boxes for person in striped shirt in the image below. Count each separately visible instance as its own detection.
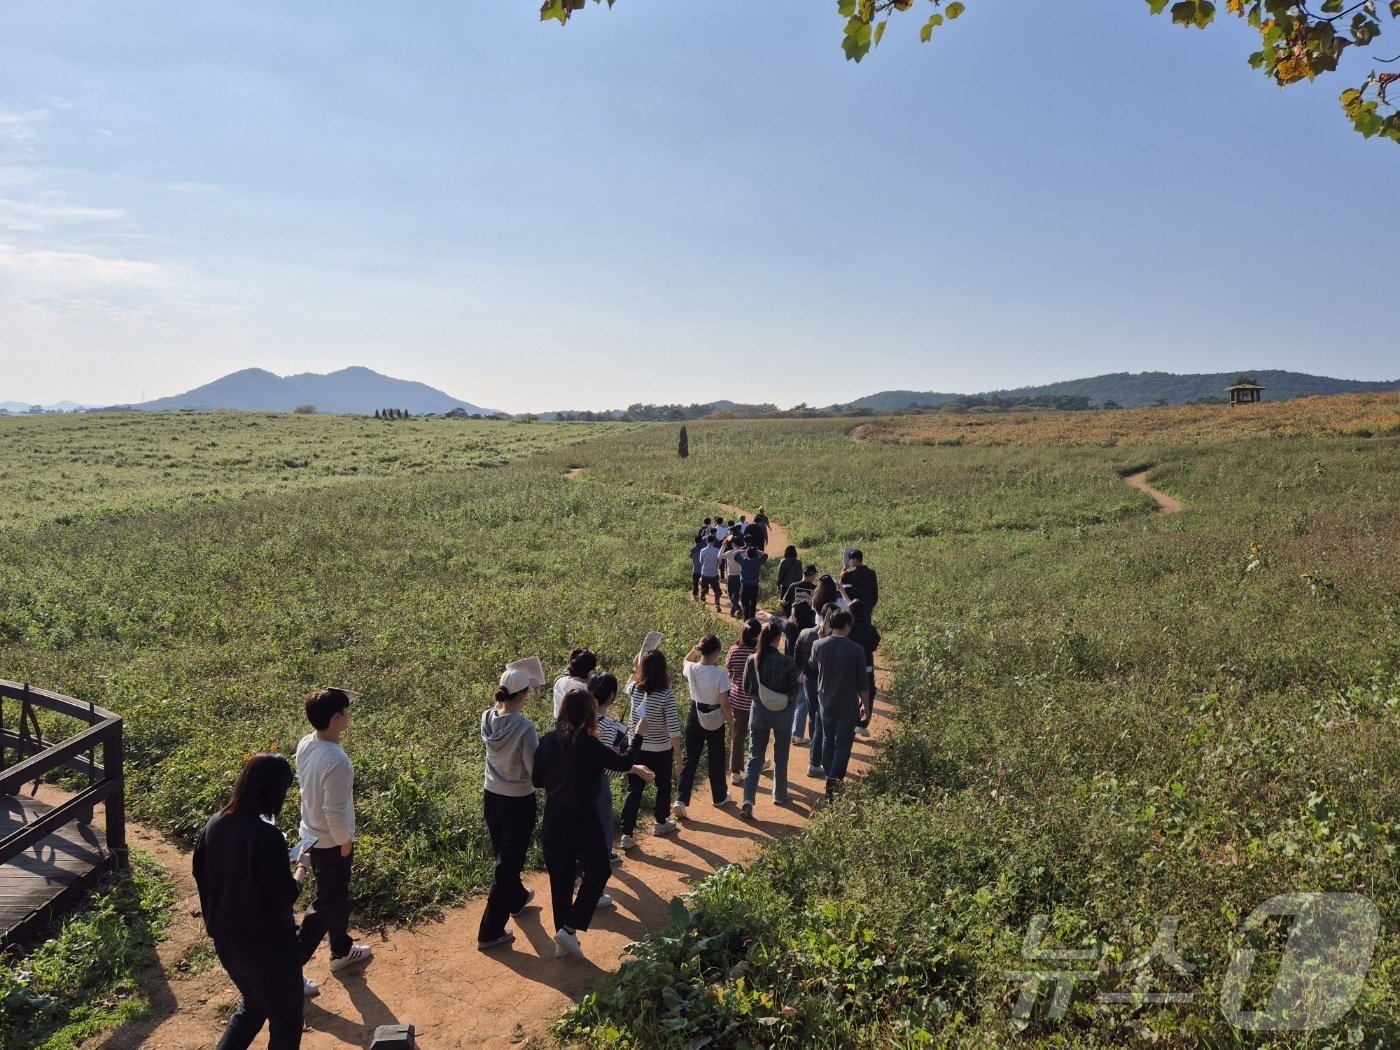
[725,619,762,784]
[617,649,683,849]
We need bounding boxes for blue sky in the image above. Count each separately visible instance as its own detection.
[2,1,1395,412]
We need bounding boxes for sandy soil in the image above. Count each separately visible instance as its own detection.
[89,491,892,1049]
[1122,469,1184,513]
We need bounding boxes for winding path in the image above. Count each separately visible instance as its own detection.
[104,472,891,1050]
[1122,468,1183,514]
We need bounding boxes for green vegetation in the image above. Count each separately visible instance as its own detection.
[0,412,632,528]
[551,421,1399,1047]
[0,851,173,1050]
[2,411,1396,1046]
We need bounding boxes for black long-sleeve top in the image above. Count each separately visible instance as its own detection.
[192,810,300,947]
[532,728,644,807]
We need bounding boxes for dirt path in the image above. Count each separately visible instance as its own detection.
[98,483,889,1050]
[1122,468,1183,513]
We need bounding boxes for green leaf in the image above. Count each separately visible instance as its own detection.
[1146,0,1171,14]
[874,19,887,47]
[1170,0,1216,28]
[837,0,857,16]
[946,2,967,18]
[920,11,944,42]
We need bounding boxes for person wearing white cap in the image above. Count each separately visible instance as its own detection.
[476,667,540,950]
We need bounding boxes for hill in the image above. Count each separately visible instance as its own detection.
[117,366,497,415]
[843,370,1400,411]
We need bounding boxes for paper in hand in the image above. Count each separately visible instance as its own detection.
[506,656,546,688]
[642,631,664,653]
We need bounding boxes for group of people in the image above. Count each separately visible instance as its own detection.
[193,688,373,1050]
[188,508,883,1048]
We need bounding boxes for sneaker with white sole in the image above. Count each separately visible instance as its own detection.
[762,758,773,773]
[303,976,321,998]
[618,833,637,850]
[328,944,373,972]
[610,851,624,865]
[595,893,614,909]
[740,801,753,819]
[856,725,871,738]
[807,765,826,779]
[477,930,515,950]
[792,736,808,747]
[654,819,678,836]
[730,773,743,785]
[672,801,688,820]
[553,928,583,959]
[511,887,535,917]
[715,793,734,806]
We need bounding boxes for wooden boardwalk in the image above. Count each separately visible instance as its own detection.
[0,793,111,944]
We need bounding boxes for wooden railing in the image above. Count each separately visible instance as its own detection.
[0,679,126,870]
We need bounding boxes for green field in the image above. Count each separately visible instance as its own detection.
[1,412,1397,1047]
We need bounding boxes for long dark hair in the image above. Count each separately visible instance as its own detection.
[792,601,817,631]
[632,649,669,694]
[220,752,293,819]
[783,545,798,560]
[754,621,783,661]
[557,688,597,748]
[740,618,762,647]
[812,575,839,611]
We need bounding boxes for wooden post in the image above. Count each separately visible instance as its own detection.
[105,723,127,869]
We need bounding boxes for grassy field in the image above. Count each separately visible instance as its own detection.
[854,392,1400,447]
[1,407,1397,1047]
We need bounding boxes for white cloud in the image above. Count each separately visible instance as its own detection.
[0,242,191,297]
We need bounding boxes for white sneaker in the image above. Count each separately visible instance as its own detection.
[672,801,688,820]
[730,773,743,785]
[511,887,535,917]
[328,944,373,972]
[716,793,734,806]
[618,833,637,850]
[595,893,614,909]
[856,725,871,738]
[792,735,807,747]
[476,930,515,950]
[554,928,583,959]
[303,976,321,997]
[654,819,678,836]
[763,758,773,773]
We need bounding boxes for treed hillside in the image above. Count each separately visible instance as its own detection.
[845,370,1400,411]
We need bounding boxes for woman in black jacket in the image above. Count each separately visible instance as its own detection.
[533,688,654,960]
[192,752,308,1050]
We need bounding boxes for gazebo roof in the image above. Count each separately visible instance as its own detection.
[1225,382,1265,391]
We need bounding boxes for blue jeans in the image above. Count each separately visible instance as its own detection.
[792,676,813,738]
[820,700,860,782]
[743,699,792,805]
[806,679,826,768]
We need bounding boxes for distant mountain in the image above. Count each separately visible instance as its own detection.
[120,367,498,416]
[842,371,1400,411]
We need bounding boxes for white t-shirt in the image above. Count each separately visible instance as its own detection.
[683,661,732,730]
[719,549,742,576]
[553,674,590,718]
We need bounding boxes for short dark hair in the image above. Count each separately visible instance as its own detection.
[567,647,598,679]
[848,598,869,622]
[221,752,294,819]
[588,671,618,707]
[829,610,854,631]
[849,550,863,562]
[784,545,798,560]
[305,688,351,731]
[792,601,816,630]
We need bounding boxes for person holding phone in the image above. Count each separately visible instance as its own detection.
[193,752,310,1049]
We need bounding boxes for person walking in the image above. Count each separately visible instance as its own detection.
[725,619,761,785]
[476,668,540,950]
[847,599,882,739]
[782,564,818,618]
[740,620,800,817]
[588,672,629,868]
[689,532,707,599]
[789,602,820,747]
[193,753,309,1050]
[675,633,735,815]
[809,610,871,797]
[775,546,803,609]
[296,688,373,975]
[533,688,654,960]
[840,550,879,611]
[719,536,744,618]
[735,540,769,621]
[618,649,683,849]
[553,648,598,717]
[696,535,723,611]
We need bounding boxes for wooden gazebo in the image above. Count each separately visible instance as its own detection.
[1226,377,1264,406]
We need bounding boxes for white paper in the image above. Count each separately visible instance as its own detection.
[506,656,546,688]
[843,546,858,569]
[642,631,664,653]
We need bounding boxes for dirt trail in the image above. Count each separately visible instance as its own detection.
[97,480,889,1050]
[1122,469,1183,513]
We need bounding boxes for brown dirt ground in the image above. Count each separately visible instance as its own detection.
[1122,469,1183,513]
[87,488,894,1049]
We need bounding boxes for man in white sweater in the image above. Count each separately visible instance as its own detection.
[296,688,373,973]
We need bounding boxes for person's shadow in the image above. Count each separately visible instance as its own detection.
[305,968,400,1043]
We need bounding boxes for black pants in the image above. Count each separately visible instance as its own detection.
[726,575,742,615]
[859,667,876,728]
[699,575,721,607]
[298,845,352,964]
[691,572,701,596]
[478,791,537,940]
[677,707,728,804]
[740,583,759,619]
[215,937,303,1050]
[620,749,674,833]
[541,800,610,933]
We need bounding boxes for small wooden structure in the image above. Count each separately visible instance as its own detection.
[0,680,126,947]
[1227,378,1264,406]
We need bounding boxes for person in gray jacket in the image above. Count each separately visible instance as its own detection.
[477,667,540,949]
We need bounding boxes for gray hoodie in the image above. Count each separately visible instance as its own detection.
[481,709,539,798]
